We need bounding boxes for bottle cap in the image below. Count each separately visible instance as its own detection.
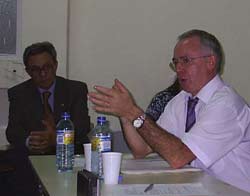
[61,112,70,118]
[97,116,106,124]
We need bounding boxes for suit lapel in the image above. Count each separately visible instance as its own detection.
[54,77,69,123]
[25,81,44,130]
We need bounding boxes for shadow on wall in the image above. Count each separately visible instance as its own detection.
[0,88,9,145]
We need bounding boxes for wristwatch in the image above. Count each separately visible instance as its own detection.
[132,114,146,129]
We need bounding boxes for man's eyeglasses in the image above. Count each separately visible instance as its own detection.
[26,64,52,74]
[169,55,212,71]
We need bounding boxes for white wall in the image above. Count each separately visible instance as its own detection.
[1,0,250,134]
[0,88,9,145]
[69,0,250,130]
[0,0,68,88]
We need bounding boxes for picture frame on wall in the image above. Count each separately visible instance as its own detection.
[0,0,21,61]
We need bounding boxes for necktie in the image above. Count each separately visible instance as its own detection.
[185,97,199,132]
[42,91,52,119]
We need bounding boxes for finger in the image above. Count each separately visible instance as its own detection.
[29,136,44,144]
[93,85,116,97]
[29,141,42,149]
[30,142,48,150]
[112,84,119,90]
[88,94,113,109]
[114,79,129,93]
[29,136,49,148]
[89,97,111,108]
[88,92,112,104]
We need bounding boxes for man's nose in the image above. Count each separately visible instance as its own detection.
[175,62,185,72]
[39,69,47,76]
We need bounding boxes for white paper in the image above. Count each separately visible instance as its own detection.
[121,155,201,174]
[107,183,211,196]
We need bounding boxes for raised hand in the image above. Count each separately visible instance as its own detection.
[88,79,142,121]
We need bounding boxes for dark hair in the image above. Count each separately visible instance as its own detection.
[178,29,224,74]
[23,41,57,67]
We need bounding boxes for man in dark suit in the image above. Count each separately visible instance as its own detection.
[6,41,90,155]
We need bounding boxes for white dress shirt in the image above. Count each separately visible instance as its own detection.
[157,75,250,192]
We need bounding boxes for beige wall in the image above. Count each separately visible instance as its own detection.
[69,0,250,130]
[1,0,250,133]
[0,0,68,88]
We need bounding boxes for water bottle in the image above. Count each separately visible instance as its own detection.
[56,112,75,172]
[89,116,112,178]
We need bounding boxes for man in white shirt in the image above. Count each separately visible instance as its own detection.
[89,29,250,192]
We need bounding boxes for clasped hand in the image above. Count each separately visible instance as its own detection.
[28,117,56,153]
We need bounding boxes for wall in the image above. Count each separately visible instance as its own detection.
[69,0,250,130]
[0,88,9,145]
[1,0,250,135]
[0,0,68,88]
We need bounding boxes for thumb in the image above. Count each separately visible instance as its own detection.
[114,79,129,93]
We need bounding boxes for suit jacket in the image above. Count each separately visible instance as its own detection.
[6,76,90,154]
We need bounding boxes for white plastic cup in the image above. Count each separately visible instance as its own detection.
[83,143,92,171]
[102,152,122,184]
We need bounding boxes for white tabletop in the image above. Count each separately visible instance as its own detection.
[29,155,249,196]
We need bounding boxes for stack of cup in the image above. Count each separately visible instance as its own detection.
[102,152,122,184]
[83,143,122,184]
[83,143,92,171]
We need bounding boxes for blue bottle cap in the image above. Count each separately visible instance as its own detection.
[97,116,106,124]
[61,112,70,118]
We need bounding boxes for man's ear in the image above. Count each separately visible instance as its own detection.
[207,55,216,71]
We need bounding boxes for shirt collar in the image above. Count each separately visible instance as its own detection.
[38,80,56,95]
[182,74,225,104]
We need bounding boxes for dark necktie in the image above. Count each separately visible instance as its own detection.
[42,91,52,118]
[185,97,199,132]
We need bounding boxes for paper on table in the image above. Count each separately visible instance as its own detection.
[107,183,211,196]
[121,155,201,174]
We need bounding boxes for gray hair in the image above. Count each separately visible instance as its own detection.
[178,29,224,74]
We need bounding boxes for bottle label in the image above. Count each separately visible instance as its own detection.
[91,135,111,152]
[91,137,100,151]
[64,131,74,145]
[57,130,74,145]
[57,130,64,145]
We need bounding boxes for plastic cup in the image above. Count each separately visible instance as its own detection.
[102,152,122,184]
[83,143,92,171]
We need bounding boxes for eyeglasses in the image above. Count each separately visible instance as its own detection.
[26,64,52,74]
[169,55,212,71]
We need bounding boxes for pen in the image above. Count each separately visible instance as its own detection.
[144,184,154,193]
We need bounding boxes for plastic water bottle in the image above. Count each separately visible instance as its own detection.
[56,112,75,172]
[89,116,112,178]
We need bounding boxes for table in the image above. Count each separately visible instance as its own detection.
[29,155,250,196]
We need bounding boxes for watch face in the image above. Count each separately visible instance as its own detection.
[133,118,143,128]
